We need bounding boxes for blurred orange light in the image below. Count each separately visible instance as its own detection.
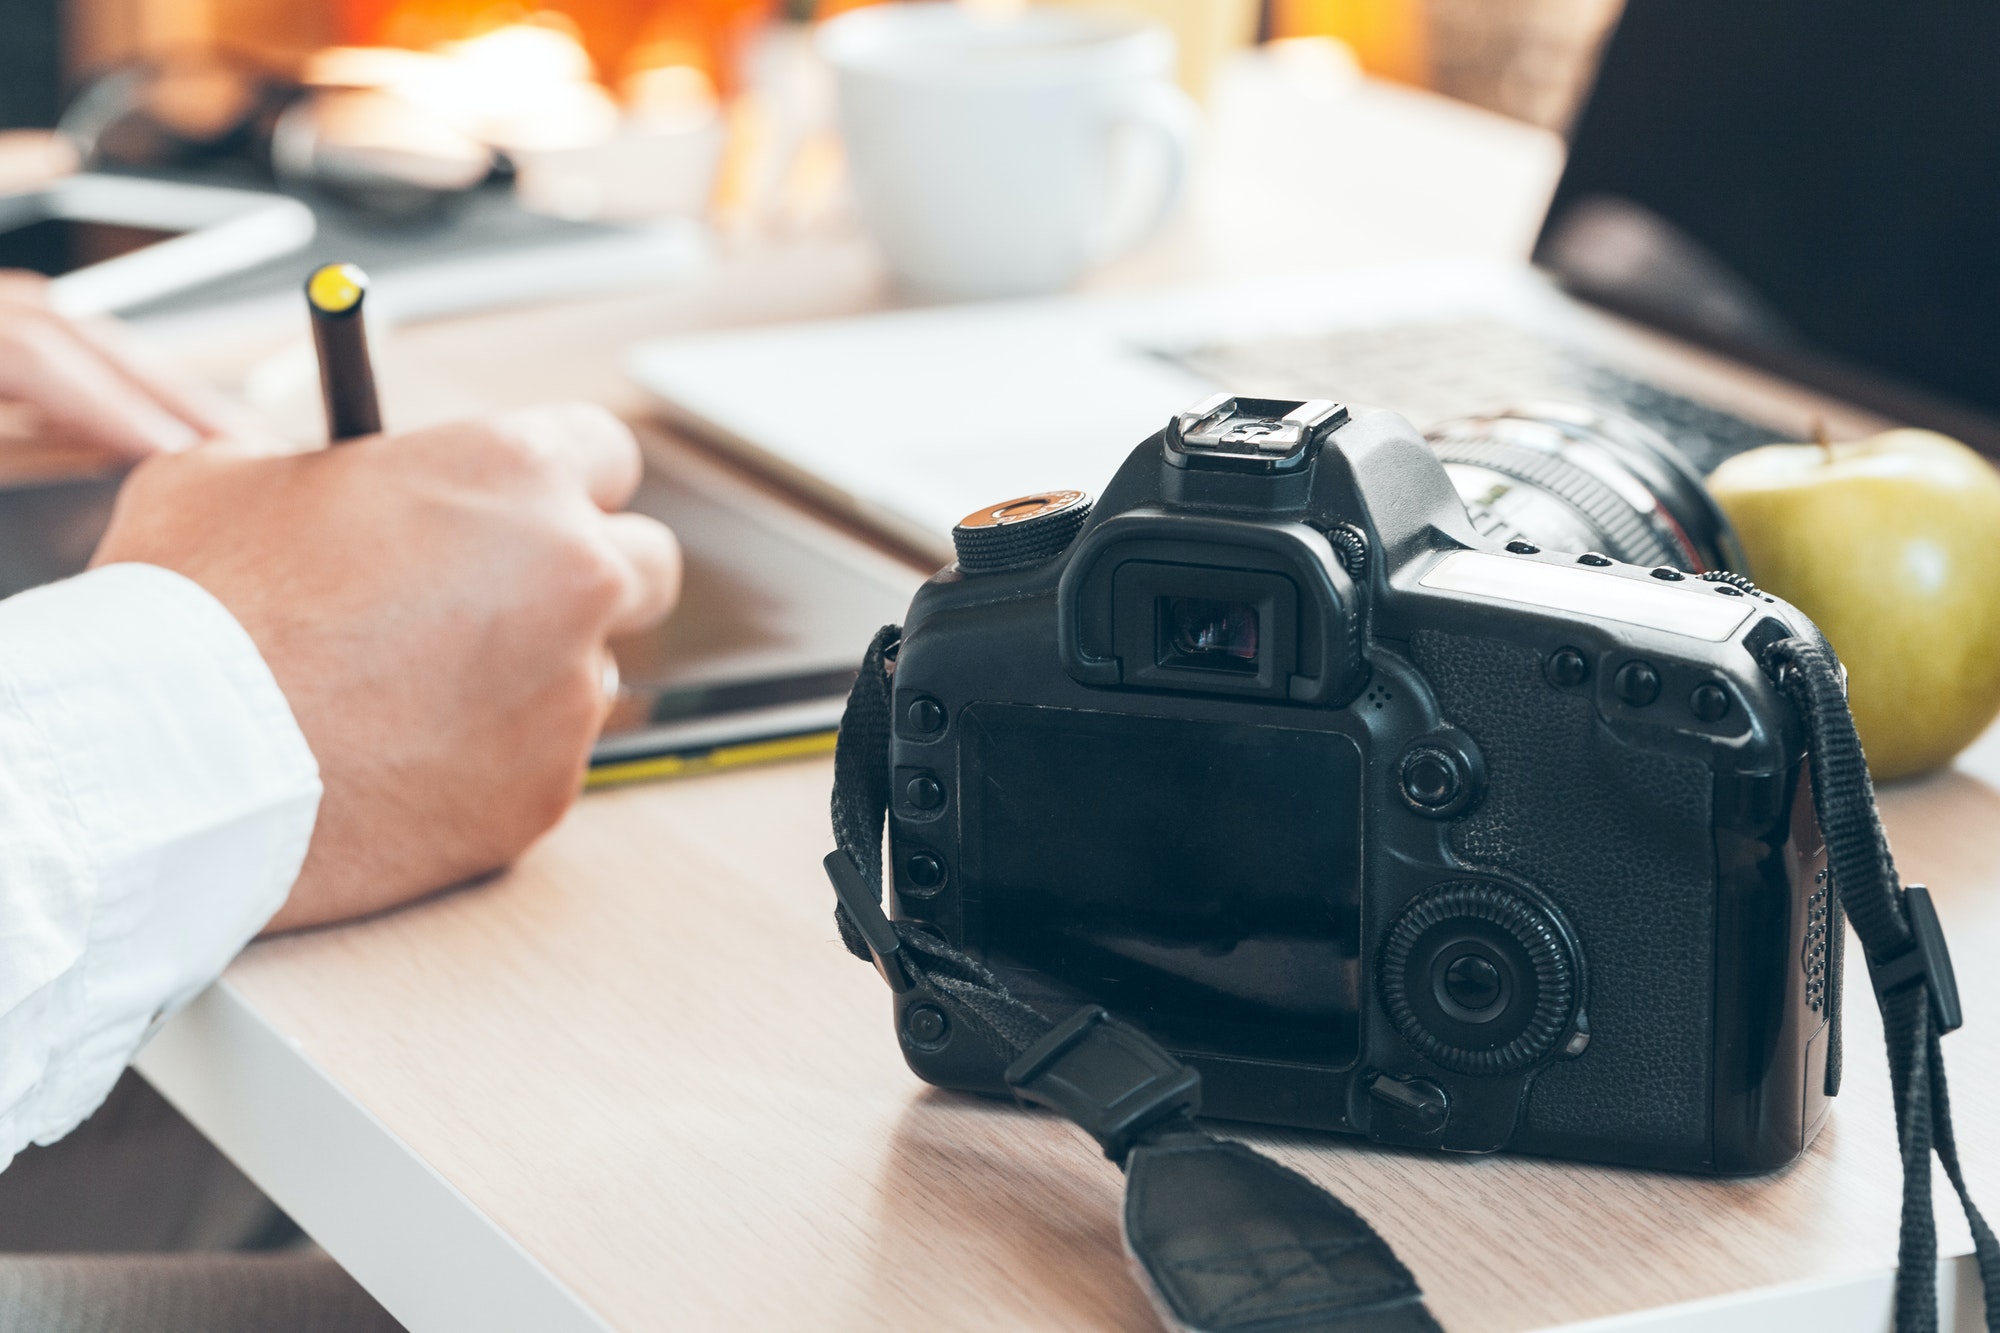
[339,0,775,97]
[1268,0,1428,85]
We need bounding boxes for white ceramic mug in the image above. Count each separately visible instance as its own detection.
[820,4,1198,301]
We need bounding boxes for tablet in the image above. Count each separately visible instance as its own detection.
[0,174,315,316]
[0,427,925,783]
[590,430,924,782]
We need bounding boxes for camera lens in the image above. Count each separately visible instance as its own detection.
[1425,404,1745,572]
[1160,597,1260,671]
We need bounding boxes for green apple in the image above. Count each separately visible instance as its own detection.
[1708,429,2000,782]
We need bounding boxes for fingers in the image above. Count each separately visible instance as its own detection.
[494,402,644,512]
[0,272,52,306]
[0,306,205,457]
[520,407,678,634]
[390,405,678,635]
[409,403,643,511]
[63,313,240,440]
[0,278,233,453]
[598,511,682,635]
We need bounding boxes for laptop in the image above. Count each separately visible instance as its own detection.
[627,0,2000,563]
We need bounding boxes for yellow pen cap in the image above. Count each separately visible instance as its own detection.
[307,262,368,315]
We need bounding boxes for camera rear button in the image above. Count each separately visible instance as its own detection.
[1545,647,1589,688]
[904,852,946,895]
[1650,567,1685,581]
[1402,752,1459,808]
[1690,682,1733,722]
[1577,552,1613,567]
[906,773,946,811]
[905,696,947,736]
[1615,660,1662,707]
[903,1003,950,1051]
[1396,731,1485,818]
[1441,955,1504,1016]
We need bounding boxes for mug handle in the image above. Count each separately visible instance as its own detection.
[1087,81,1200,266]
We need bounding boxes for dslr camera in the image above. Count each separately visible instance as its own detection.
[880,395,1836,1173]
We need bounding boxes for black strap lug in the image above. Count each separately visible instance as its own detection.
[1004,1007,1201,1163]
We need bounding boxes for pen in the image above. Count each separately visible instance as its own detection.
[305,262,382,442]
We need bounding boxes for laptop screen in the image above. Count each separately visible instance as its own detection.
[1536,0,2000,442]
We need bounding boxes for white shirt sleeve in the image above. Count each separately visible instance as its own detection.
[0,563,321,1171]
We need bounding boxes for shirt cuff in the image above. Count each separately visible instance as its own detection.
[0,563,321,1161]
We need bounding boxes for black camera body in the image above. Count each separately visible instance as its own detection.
[883,397,1837,1174]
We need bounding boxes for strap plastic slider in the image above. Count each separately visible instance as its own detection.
[1004,1007,1202,1163]
[822,851,913,994]
[1867,884,1963,1034]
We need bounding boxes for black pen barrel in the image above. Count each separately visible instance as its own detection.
[305,263,382,443]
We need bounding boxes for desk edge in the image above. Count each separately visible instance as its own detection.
[134,980,613,1333]
[1536,1251,1983,1333]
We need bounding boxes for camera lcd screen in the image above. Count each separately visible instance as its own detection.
[959,703,1362,1066]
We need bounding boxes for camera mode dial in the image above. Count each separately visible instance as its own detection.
[953,491,1094,573]
[1380,882,1579,1076]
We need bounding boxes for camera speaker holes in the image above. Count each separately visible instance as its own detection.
[1804,882,1831,1014]
[1365,685,1394,712]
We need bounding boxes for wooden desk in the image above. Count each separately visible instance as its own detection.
[128,54,1996,1333]
[138,730,2000,1333]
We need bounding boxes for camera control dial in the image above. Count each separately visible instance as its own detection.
[1380,882,1580,1076]
[953,491,1094,573]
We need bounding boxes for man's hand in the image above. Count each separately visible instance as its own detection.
[92,404,681,931]
[0,273,238,459]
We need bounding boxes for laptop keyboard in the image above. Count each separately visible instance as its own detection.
[1578,365,1793,474]
[1157,319,1792,475]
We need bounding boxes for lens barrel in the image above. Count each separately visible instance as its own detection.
[1425,403,1745,573]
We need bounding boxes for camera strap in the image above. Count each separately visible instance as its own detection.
[824,623,2000,1333]
[826,626,1444,1333]
[1762,634,2000,1331]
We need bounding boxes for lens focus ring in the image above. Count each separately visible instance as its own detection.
[1429,435,1676,569]
[1379,882,1578,1076]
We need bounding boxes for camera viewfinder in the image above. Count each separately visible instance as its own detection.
[1159,597,1260,672]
